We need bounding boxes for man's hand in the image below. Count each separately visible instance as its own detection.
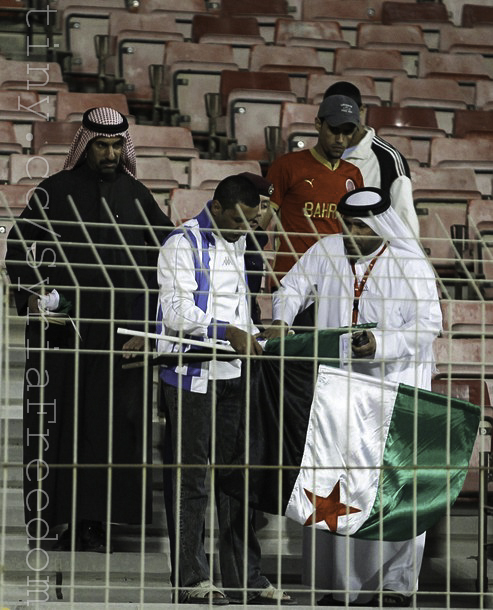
[226,326,263,356]
[259,319,290,341]
[351,330,376,359]
[122,336,147,359]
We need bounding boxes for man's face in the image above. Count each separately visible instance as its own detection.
[212,200,260,243]
[315,118,357,163]
[86,136,124,174]
[341,216,383,258]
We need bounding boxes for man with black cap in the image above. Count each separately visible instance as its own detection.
[263,187,442,606]
[265,95,364,289]
[324,81,419,236]
[6,107,173,553]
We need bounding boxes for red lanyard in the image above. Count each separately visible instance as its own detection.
[350,243,388,325]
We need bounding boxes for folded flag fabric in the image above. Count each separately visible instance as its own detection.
[221,331,480,542]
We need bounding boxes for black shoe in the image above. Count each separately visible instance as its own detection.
[80,521,113,553]
[52,526,81,552]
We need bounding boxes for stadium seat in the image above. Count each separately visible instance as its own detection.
[302,0,387,46]
[31,120,79,156]
[366,106,445,165]
[188,159,262,190]
[219,0,292,43]
[411,166,482,203]
[0,121,23,155]
[217,70,297,164]
[415,200,470,283]
[433,337,493,379]
[440,299,493,336]
[356,23,428,76]
[110,12,183,102]
[0,121,23,183]
[248,44,326,101]
[467,199,493,238]
[381,1,452,49]
[274,19,350,73]
[136,156,179,193]
[439,23,493,56]
[417,50,492,108]
[168,187,214,225]
[391,75,469,135]
[191,14,265,70]
[128,124,199,186]
[0,55,68,99]
[8,153,66,185]
[278,101,319,154]
[430,135,493,198]
[0,91,52,150]
[452,110,493,139]
[380,134,419,167]
[333,48,407,103]
[475,81,493,111]
[305,74,382,106]
[140,0,209,40]
[55,92,130,122]
[461,3,493,28]
[50,5,127,85]
[164,41,239,135]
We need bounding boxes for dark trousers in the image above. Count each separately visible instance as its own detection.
[163,378,269,599]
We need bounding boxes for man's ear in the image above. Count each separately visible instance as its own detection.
[315,116,322,133]
[210,199,223,218]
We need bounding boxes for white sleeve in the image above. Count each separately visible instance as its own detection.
[272,241,324,325]
[157,233,213,338]
[390,175,420,238]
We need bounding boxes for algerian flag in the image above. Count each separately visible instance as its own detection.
[221,330,480,541]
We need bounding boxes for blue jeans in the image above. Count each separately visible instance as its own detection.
[163,378,270,600]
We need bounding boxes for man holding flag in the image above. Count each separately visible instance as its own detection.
[263,187,443,606]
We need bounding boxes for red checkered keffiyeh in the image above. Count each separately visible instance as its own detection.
[64,107,137,177]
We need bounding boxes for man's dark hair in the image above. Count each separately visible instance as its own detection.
[213,174,260,210]
[323,81,362,108]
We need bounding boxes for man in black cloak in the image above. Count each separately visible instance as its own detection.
[6,107,173,552]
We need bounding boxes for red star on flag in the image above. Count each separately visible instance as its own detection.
[304,480,361,531]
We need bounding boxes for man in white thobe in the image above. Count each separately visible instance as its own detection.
[263,187,442,606]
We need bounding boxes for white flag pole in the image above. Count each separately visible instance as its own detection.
[117,327,236,352]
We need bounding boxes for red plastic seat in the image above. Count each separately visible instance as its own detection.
[461,4,493,28]
[439,23,493,56]
[278,101,318,154]
[391,75,469,134]
[475,81,493,111]
[382,1,451,48]
[411,166,481,203]
[274,19,350,73]
[140,0,209,39]
[305,74,382,106]
[430,135,493,197]
[164,41,239,134]
[248,44,326,100]
[8,153,66,185]
[218,70,297,163]
[31,121,79,156]
[188,159,262,190]
[55,91,130,122]
[453,109,493,139]
[191,14,264,69]
[128,124,199,186]
[219,0,291,43]
[467,199,493,239]
[168,187,215,225]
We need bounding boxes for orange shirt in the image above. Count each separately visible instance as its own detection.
[266,148,364,279]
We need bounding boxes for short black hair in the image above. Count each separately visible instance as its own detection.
[323,81,362,108]
[213,174,260,210]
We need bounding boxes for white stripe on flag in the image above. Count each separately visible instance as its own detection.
[285,365,398,534]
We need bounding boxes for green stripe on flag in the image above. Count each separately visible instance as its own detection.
[355,384,480,540]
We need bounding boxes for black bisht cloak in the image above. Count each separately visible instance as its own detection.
[6,164,173,530]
